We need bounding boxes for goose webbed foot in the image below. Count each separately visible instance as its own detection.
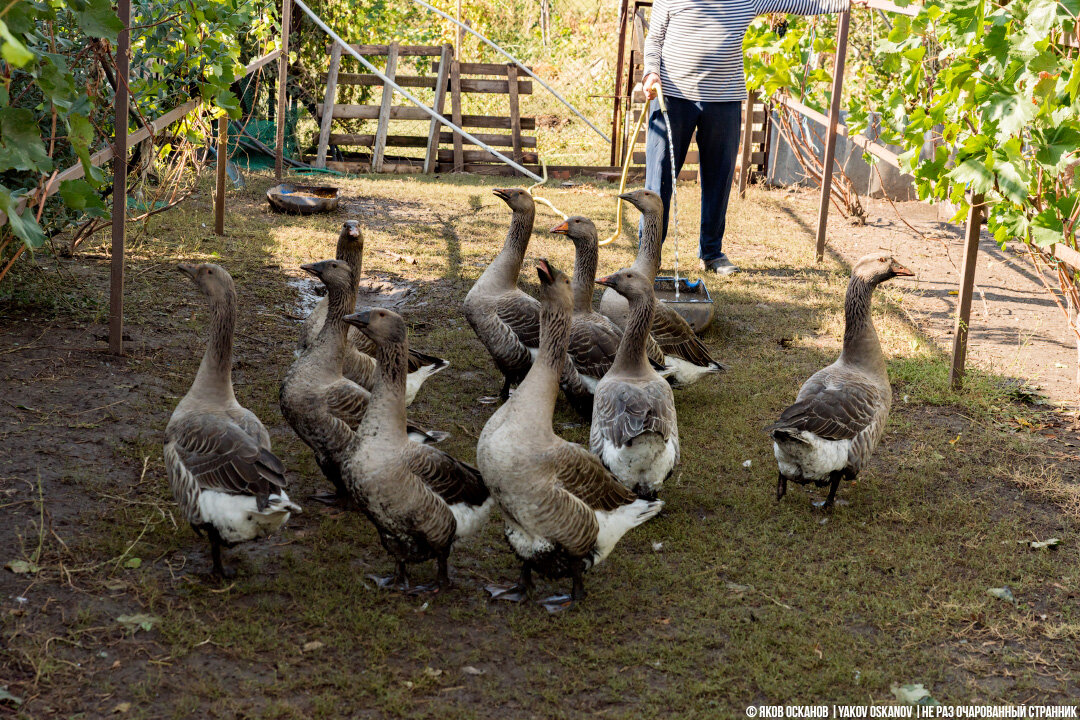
[308,491,350,507]
[539,594,575,613]
[811,471,844,509]
[485,562,533,603]
[368,561,410,591]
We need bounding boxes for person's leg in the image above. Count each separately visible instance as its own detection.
[642,96,701,243]
[694,100,743,272]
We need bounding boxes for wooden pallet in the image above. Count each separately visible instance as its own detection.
[314,43,537,176]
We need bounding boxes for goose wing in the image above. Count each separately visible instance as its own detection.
[568,315,621,379]
[768,371,885,441]
[495,292,542,348]
[167,413,287,502]
[405,443,490,507]
[650,303,720,368]
[325,379,371,429]
[593,379,678,450]
[545,442,639,512]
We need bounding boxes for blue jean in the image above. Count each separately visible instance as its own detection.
[643,96,742,263]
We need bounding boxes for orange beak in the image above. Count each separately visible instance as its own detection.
[550,220,569,235]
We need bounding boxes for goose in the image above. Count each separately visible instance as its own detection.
[599,190,725,386]
[165,263,300,577]
[463,188,592,413]
[768,253,914,509]
[592,269,679,500]
[341,307,492,592]
[298,220,449,404]
[550,216,672,391]
[477,259,663,612]
[281,259,445,506]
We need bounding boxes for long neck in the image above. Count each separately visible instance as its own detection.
[633,209,662,278]
[314,279,356,367]
[191,288,237,402]
[488,206,535,284]
[571,239,598,312]
[840,276,885,374]
[611,291,653,374]
[337,237,363,288]
[514,297,571,423]
[366,336,410,441]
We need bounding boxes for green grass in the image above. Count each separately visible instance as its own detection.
[1,171,1078,717]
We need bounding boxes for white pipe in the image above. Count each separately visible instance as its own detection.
[408,0,611,144]
[293,0,544,182]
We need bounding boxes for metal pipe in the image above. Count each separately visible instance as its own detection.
[293,0,543,181]
[407,0,611,144]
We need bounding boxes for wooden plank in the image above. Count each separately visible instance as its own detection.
[435,162,696,180]
[372,42,399,173]
[315,42,342,168]
[275,0,291,180]
[774,94,901,169]
[738,91,757,198]
[326,159,425,174]
[214,115,227,235]
[331,73,435,88]
[457,77,532,94]
[425,44,452,174]
[507,65,523,176]
[1053,242,1080,271]
[434,61,530,76]
[815,9,850,262]
[633,151,700,164]
[611,0,631,166]
[950,196,984,390]
[334,44,443,56]
[244,48,281,77]
[439,131,535,147]
[320,105,428,120]
[437,149,539,163]
[450,59,464,172]
[457,114,536,130]
[110,0,130,356]
[334,131,537,148]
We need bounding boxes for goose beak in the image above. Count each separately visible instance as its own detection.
[890,261,915,278]
[342,222,360,238]
[550,220,570,235]
[343,310,372,329]
[177,263,198,280]
[492,188,512,201]
[594,274,615,288]
[617,191,634,202]
[536,258,554,285]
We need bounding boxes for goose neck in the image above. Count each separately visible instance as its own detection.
[336,237,364,288]
[191,286,237,403]
[513,299,570,423]
[571,240,598,313]
[840,276,885,374]
[365,337,409,441]
[611,292,653,374]
[633,211,662,278]
[488,206,535,284]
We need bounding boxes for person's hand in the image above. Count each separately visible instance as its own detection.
[850,0,869,7]
[642,73,661,100]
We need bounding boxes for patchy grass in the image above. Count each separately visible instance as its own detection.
[1,172,1079,718]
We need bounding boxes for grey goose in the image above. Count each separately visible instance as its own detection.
[768,253,914,508]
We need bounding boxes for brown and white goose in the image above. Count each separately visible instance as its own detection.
[768,254,914,508]
[599,190,725,385]
[592,269,679,500]
[281,259,441,506]
[477,259,663,612]
[342,307,492,592]
[165,263,300,577]
[463,188,592,413]
[550,216,671,391]
[298,220,449,404]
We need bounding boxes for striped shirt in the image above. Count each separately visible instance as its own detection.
[644,0,850,102]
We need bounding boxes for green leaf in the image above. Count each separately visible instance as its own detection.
[0,108,51,173]
[59,179,107,217]
[994,159,1028,205]
[35,55,79,112]
[983,92,1035,142]
[948,158,994,194]
[116,613,160,634]
[0,19,32,67]
[0,186,46,249]
[122,557,142,569]
[68,0,123,41]
[66,114,105,187]
[4,559,40,574]
[1030,208,1064,246]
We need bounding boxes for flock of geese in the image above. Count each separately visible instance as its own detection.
[164,187,913,611]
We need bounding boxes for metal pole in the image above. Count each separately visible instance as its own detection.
[950,196,984,390]
[109,0,130,356]
[814,9,850,262]
[214,115,227,235]
[275,0,292,180]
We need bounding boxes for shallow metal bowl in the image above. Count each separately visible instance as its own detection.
[267,183,341,215]
[654,276,715,335]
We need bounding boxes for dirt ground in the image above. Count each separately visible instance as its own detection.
[1,174,1078,718]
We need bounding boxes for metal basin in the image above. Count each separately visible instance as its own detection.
[654,276,715,335]
[267,183,341,215]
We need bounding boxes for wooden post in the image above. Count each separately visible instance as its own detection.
[611,0,631,167]
[738,90,758,198]
[450,59,464,172]
[372,43,399,173]
[950,196,984,390]
[456,0,464,57]
[315,42,342,168]
[507,64,523,175]
[275,0,292,180]
[214,115,227,235]
[109,0,130,356]
[424,44,453,174]
[814,9,850,262]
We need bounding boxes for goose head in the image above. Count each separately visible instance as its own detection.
[343,307,407,346]
[617,189,663,216]
[595,268,653,302]
[852,253,915,286]
[341,220,361,239]
[492,187,534,213]
[177,262,234,301]
[300,259,353,293]
[536,258,573,309]
[549,216,597,249]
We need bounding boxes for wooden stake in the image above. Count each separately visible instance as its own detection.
[738,90,757,198]
[814,9,850,262]
[372,42,399,173]
[950,196,984,390]
[611,0,631,167]
[315,42,342,168]
[507,64,523,175]
[214,115,227,235]
[109,0,130,356]
[275,0,292,180]
[424,44,453,174]
[450,59,464,172]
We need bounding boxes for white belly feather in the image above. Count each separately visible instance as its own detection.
[773,432,852,481]
[196,490,296,544]
[598,433,676,495]
[449,497,494,540]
